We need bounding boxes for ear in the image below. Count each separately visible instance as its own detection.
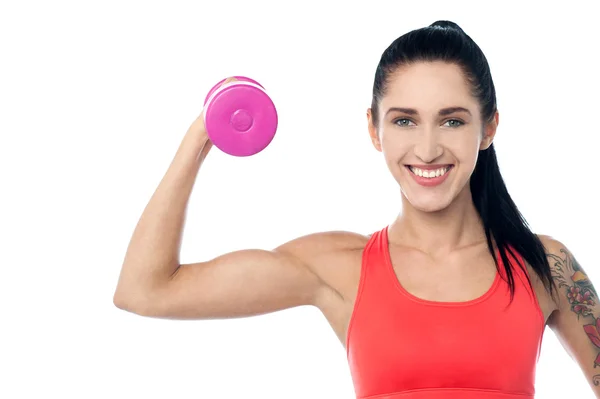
[367,108,382,152]
[480,110,499,150]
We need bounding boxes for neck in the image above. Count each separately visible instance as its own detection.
[389,185,487,256]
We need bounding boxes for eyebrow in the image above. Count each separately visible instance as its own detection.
[385,107,472,117]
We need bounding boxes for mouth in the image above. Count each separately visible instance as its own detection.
[405,165,454,187]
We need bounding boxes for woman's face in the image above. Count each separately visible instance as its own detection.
[368,61,498,213]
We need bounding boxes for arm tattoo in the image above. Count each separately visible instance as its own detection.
[548,248,600,385]
[549,248,597,318]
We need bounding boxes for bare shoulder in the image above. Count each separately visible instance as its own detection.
[276,230,370,301]
[276,230,369,278]
[535,234,585,310]
[537,233,573,272]
[536,233,561,249]
[536,234,585,291]
[276,230,369,256]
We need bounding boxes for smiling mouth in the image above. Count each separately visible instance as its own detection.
[406,165,454,178]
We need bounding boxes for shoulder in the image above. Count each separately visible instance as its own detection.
[536,233,575,275]
[273,230,371,274]
[535,234,585,306]
[535,233,572,281]
[275,230,370,257]
[275,230,371,298]
[536,233,565,253]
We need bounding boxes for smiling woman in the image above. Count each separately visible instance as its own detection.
[112,19,600,399]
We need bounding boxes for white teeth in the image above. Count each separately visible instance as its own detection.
[409,166,451,178]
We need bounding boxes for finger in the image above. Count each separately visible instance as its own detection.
[221,76,238,85]
[199,77,238,119]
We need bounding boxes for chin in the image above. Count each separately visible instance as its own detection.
[401,189,455,213]
[412,200,454,213]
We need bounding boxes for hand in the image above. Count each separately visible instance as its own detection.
[186,77,237,158]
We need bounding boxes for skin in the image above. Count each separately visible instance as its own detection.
[114,62,600,395]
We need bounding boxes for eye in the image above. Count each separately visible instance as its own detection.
[444,119,464,128]
[394,118,415,127]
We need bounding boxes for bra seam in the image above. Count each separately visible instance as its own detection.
[345,231,374,357]
[505,248,546,329]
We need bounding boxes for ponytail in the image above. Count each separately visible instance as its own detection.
[470,143,557,303]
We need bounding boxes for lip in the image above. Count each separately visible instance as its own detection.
[406,164,453,170]
[406,165,453,187]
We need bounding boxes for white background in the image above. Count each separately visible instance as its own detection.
[1,0,599,398]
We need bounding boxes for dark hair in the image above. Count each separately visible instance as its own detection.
[371,20,557,304]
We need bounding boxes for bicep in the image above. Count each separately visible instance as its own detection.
[544,237,600,391]
[143,247,324,320]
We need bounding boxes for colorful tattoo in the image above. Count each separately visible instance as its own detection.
[549,249,597,318]
[548,247,600,385]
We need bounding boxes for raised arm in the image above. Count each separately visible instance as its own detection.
[112,78,363,319]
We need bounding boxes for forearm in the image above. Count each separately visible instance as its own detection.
[114,117,210,305]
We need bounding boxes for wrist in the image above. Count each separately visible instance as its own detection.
[184,114,210,143]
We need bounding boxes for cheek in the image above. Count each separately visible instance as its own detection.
[457,138,483,164]
[379,131,408,155]
[442,130,481,157]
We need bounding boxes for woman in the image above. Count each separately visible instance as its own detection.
[113,20,600,398]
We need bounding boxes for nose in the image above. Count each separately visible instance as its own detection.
[413,127,443,162]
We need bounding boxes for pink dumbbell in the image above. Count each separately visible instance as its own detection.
[203,76,278,157]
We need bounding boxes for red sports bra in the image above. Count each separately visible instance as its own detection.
[346,226,546,398]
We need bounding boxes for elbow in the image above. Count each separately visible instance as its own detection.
[113,292,131,311]
[113,291,142,314]
[113,291,160,317]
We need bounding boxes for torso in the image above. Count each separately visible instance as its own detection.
[312,233,558,351]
